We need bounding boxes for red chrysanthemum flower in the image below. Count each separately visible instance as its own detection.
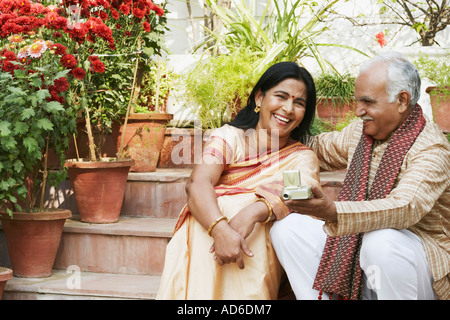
[119,4,130,15]
[60,53,77,69]
[90,59,105,73]
[99,11,108,21]
[49,16,68,30]
[46,89,65,104]
[0,0,15,14]
[52,43,66,55]
[2,60,17,73]
[88,55,100,62]
[151,5,164,17]
[2,50,17,61]
[143,21,151,32]
[71,67,86,80]
[111,9,120,19]
[54,77,69,92]
[132,8,145,19]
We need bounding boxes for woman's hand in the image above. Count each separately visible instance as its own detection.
[209,200,270,268]
[209,220,253,269]
[229,201,270,239]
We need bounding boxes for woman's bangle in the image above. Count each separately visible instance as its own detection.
[207,216,229,236]
[255,197,273,224]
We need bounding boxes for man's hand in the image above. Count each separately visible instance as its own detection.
[284,185,337,222]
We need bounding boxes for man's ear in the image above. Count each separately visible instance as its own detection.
[397,91,411,113]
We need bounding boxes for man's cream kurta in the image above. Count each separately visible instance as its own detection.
[309,118,450,300]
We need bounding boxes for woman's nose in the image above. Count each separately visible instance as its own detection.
[282,100,294,114]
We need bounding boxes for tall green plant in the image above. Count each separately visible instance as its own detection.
[202,0,367,74]
[183,48,264,129]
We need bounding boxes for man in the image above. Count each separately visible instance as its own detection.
[270,51,450,300]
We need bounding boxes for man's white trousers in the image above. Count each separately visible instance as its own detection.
[270,214,436,300]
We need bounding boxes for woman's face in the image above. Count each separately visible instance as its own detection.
[255,78,307,145]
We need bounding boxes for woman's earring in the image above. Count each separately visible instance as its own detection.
[254,105,260,113]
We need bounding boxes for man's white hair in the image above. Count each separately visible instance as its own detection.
[360,51,421,107]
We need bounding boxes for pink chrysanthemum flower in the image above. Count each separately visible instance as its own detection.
[8,34,24,43]
[17,46,29,59]
[28,40,47,58]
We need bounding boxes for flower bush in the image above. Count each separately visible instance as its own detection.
[0,33,76,214]
[0,0,168,212]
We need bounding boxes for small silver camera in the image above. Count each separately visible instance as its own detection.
[282,170,312,200]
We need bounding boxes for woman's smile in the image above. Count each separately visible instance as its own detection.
[273,113,291,126]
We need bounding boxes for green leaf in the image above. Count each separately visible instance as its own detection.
[13,69,26,79]
[8,195,17,204]
[0,180,9,191]
[21,108,35,120]
[13,121,29,134]
[54,70,70,80]
[30,76,43,88]
[23,136,39,153]
[44,101,64,113]
[0,121,11,137]
[7,86,26,96]
[1,137,17,150]
[36,89,50,103]
[13,160,24,172]
[36,118,53,130]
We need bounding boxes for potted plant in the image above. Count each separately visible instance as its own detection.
[414,54,450,133]
[314,71,356,124]
[0,267,13,298]
[0,18,76,277]
[116,57,174,172]
[35,0,169,223]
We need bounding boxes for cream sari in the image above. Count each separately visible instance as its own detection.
[156,125,320,300]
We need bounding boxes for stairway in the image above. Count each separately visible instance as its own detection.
[0,168,345,300]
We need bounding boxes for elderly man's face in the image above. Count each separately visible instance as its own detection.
[354,64,409,141]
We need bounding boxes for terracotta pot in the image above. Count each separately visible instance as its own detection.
[426,86,450,133]
[158,128,209,168]
[64,158,134,223]
[0,267,13,298]
[316,97,355,124]
[117,113,173,172]
[0,209,72,278]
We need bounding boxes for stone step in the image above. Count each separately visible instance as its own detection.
[3,270,160,300]
[0,216,176,277]
[54,216,177,276]
[45,168,191,220]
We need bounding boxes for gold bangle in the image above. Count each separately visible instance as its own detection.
[207,216,229,236]
[255,197,273,224]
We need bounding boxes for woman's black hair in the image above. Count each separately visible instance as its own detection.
[228,61,316,141]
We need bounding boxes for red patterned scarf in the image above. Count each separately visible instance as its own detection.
[313,104,426,300]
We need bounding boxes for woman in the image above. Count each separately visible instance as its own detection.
[156,62,321,299]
